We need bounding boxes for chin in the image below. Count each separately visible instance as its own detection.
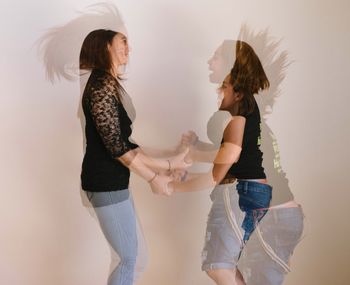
[210,74,222,84]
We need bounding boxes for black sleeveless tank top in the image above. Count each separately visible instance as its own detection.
[226,100,266,179]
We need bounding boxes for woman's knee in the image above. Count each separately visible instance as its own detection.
[118,256,137,272]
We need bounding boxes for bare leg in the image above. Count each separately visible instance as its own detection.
[235,269,246,285]
[206,268,246,285]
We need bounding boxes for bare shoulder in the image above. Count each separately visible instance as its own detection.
[224,116,246,133]
[223,116,246,144]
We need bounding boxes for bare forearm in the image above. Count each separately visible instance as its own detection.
[118,149,156,182]
[136,151,171,172]
[139,146,178,158]
[192,148,219,163]
[172,171,216,193]
[195,140,219,151]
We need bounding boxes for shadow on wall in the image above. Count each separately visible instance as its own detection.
[237,25,305,284]
[237,24,295,205]
[206,24,295,205]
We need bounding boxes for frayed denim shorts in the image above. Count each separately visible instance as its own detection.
[240,205,305,285]
[201,181,272,271]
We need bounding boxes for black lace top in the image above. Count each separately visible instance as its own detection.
[81,69,139,192]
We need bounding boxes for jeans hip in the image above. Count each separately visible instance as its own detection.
[236,180,272,241]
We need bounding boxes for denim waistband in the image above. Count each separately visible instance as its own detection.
[86,189,130,207]
[236,180,272,193]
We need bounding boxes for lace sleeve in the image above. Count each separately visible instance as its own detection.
[88,79,138,159]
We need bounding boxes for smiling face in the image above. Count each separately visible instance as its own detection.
[208,45,227,84]
[208,41,236,84]
[108,33,129,67]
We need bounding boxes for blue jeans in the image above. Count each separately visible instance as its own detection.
[87,190,138,285]
[236,180,272,242]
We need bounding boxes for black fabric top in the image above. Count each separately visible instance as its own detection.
[81,69,139,192]
[226,99,266,179]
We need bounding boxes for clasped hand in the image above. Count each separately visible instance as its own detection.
[150,147,192,196]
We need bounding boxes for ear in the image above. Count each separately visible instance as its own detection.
[234,92,244,102]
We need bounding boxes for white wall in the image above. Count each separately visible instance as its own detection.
[1,0,349,284]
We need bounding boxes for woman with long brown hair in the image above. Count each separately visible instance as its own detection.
[172,40,271,285]
[79,29,190,285]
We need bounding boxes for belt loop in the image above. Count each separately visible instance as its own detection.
[244,181,248,193]
[108,191,113,204]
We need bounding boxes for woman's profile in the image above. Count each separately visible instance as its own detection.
[176,35,304,285]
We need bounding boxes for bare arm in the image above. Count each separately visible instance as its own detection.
[212,116,245,183]
[171,116,246,193]
[88,80,177,195]
[138,145,179,158]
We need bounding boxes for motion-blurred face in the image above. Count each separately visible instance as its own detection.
[208,45,227,84]
[108,33,129,66]
[217,74,240,112]
[208,41,236,84]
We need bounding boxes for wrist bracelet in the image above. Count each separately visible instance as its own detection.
[167,159,171,171]
[148,172,158,183]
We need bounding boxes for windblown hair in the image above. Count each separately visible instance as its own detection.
[230,40,270,116]
[37,3,127,83]
[79,29,117,72]
[80,29,127,100]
